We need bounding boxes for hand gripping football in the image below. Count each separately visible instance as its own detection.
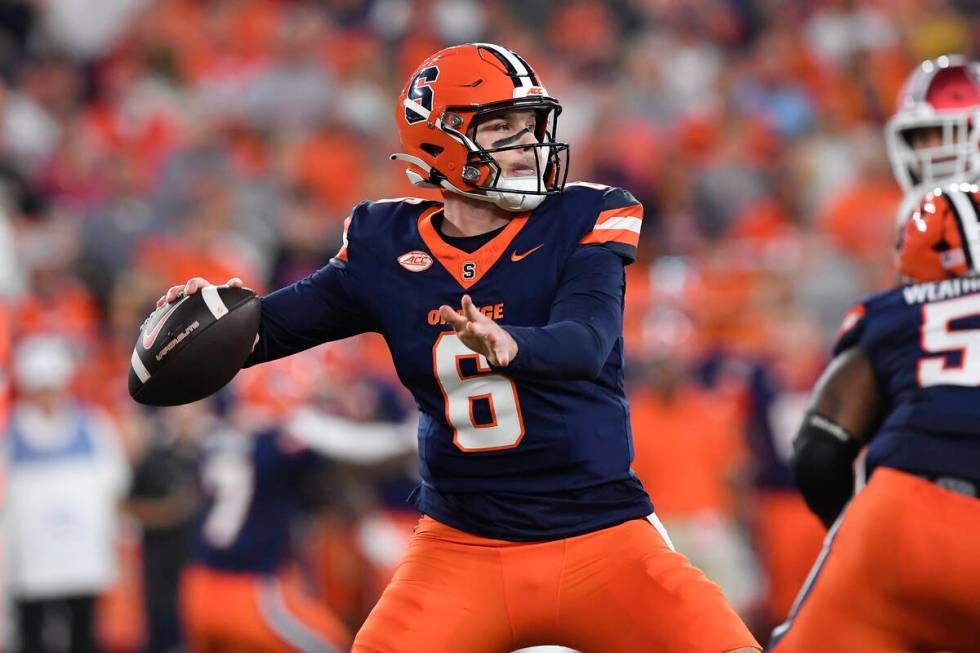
[129,285,261,406]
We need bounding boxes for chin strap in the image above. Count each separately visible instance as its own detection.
[389,153,439,188]
[390,153,546,212]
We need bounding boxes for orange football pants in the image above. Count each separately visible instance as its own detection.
[753,490,824,626]
[180,565,351,653]
[352,514,759,652]
[770,467,980,653]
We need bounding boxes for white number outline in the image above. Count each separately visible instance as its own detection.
[432,332,526,452]
[917,293,980,387]
[201,448,255,549]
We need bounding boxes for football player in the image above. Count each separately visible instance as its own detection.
[769,186,980,651]
[159,44,759,652]
[886,54,980,227]
[179,422,353,653]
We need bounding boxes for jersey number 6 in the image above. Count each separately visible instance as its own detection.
[433,333,526,451]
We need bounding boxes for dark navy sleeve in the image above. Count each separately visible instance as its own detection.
[501,245,624,380]
[244,261,379,366]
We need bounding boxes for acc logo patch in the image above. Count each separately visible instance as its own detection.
[398,250,433,272]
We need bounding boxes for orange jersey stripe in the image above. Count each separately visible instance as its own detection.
[579,228,641,248]
[596,203,643,225]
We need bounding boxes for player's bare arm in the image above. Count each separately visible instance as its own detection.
[792,346,881,528]
[439,294,518,367]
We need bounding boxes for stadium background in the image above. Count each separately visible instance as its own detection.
[1,0,977,650]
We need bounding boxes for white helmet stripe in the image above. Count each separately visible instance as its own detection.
[907,62,941,104]
[403,97,430,120]
[904,55,968,105]
[946,188,980,267]
[474,42,531,88]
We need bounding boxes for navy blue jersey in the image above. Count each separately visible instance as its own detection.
[246,182,654,540]
[834,276,980,481]
[193,429,320,573]
[744,363,811,490]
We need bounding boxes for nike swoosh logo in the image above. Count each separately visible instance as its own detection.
[142,296,189,349]
[510,244,544,262]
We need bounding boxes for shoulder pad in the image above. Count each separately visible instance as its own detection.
[330,198,440,267]
[832,303,867,356]
[831,286,903,356]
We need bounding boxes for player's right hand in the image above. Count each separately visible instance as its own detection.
[156,277,243,308]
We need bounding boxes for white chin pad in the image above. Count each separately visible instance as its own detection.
[487,175,546,211]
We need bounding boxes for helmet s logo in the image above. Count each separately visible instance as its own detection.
[462,262,477,280]
[405,66,439,124]
[398,250,433,272]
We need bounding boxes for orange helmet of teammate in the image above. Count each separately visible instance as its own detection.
[896,183,980,283]
[886,55,980,193]
[391,43,569,212]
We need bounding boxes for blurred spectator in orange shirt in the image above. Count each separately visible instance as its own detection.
[816,127,902,290]
[14,217,100,349]
[630,335,760,617]
[135,180,263,294]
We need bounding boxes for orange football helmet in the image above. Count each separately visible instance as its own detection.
[886,55,980,193]
[391,43,568,212]
[896,183,980,283]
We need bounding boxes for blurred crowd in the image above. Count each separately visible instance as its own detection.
[1,0,978,650]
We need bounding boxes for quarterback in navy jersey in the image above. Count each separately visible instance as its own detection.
[159,43,758,652]
[770,184,980,652]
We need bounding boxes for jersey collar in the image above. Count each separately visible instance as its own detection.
[417,205,531,289]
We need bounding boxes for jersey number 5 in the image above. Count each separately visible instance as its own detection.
[433,333,525,451]
[919,294,980,386]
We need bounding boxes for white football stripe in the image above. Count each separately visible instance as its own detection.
[593,216,642,233]
[131,349,151,383]
[201,285,229,320]
[646,513,675,551]
[403,97,430,119]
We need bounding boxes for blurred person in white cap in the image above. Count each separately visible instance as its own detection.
[4,334,129,653]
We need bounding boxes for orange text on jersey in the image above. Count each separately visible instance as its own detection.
[427,303,504,325]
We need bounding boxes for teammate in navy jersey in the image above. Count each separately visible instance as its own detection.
[770,184,980,651]
[159,43,758,652]
[180,425,352,653]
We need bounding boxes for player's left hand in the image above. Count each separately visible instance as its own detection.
[439,295,518,367]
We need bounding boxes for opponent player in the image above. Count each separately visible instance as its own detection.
[886,54,980,226]
[769,186,980,651]
[160,43,759,652]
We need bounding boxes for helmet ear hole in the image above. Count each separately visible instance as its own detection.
[421,143,444,157]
